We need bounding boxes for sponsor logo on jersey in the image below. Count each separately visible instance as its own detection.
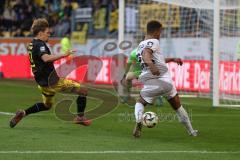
[40,46,46,52]
[146,41,153,48]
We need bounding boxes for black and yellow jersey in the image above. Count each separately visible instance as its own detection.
[27,39,59,87]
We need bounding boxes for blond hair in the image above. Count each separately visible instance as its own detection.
[31,18,49,36]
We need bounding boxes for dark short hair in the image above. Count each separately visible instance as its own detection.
[31,18,49,36]
[147,20,162,34]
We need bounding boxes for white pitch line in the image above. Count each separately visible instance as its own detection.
[0,150,240,154]
[1,111,240,117]
[0,112,14,116]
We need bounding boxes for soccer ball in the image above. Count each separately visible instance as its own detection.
[142,111,159,128]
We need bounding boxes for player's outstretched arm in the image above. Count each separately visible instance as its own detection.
[122,49,135,80]
[122,62,132,79]
[165,58,183,65]
[142,48,160,76]
[41,49,76,62]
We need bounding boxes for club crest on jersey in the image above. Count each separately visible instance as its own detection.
[147,41,153,48]
[40,46,46,52]
[139,44,144,49]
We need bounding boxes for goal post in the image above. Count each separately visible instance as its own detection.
[213,0,220,107]
[120,0,240,107]
[117,0,125,97]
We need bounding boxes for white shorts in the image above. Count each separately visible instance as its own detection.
[139,77,177,104]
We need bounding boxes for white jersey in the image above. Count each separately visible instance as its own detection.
[136,39,177,103]
[136,39,170,79]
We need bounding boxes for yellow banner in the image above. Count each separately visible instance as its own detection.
[94,8,107,29]
[223,10,235,27]
[139,4,180,31]
[71,24,88,44]
[237,10,240,28]
[109,9,118,32]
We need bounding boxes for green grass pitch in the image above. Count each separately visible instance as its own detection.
[0,79,240,160]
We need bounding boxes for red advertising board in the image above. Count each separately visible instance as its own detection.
[219,61,240,94]
[167,60,210,92]
[1,55,240,94]
[0,55,31,78]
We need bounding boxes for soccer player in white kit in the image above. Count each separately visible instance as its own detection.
[133,20,198,138]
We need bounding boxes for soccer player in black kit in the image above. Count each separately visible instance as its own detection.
[9,18,91,127]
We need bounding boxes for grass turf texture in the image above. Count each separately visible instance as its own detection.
[0,79,240,160]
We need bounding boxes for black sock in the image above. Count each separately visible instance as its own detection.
[25,103,50,115]
[76,96,86,116]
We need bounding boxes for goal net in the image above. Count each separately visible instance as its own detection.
[122,0,240,106]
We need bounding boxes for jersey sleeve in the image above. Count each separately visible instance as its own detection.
[37,42,48,58]
[127,55,133,64]
[127,49,137,64]
[145,39,160,52]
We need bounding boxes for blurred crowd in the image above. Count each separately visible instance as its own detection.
[0,0,239,38]
[0,0,118,38]
[0,0,73,37]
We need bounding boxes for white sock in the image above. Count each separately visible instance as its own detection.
[176,106,194,133]
[134,102,144,123]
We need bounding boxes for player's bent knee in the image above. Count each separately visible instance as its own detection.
[77,88,88,96]
[137,97,148,106]
[44,102,53,109]
[167,93,181,110]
